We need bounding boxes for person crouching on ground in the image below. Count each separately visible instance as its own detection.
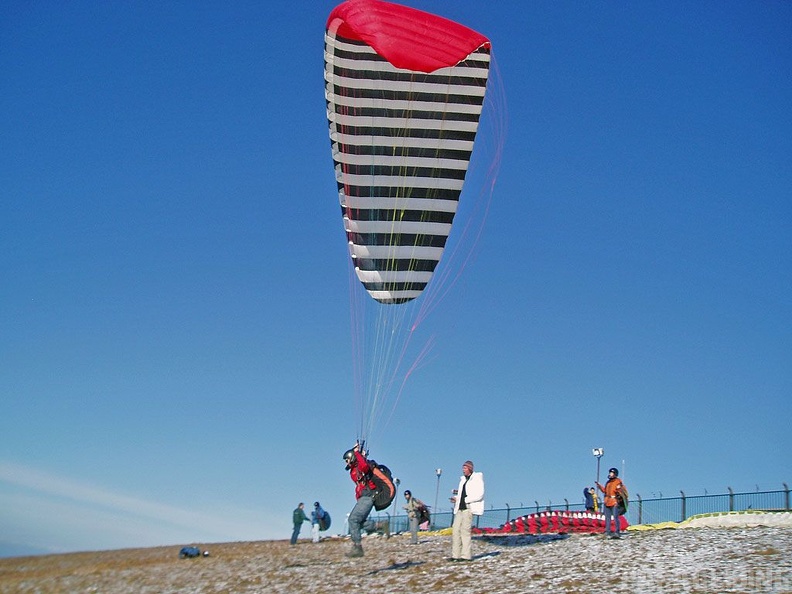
[451,460,485,561]
[343,443,376,557]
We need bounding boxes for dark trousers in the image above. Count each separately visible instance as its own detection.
[604,505,621,534]
[290,523,302,545]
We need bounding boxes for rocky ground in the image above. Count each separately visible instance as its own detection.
[1,526,790,593]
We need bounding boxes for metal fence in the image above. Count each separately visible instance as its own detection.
[373,483,790,534]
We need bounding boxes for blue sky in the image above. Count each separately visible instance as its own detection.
[1,0,790,557]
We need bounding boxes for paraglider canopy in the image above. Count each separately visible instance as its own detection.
[324,0,502,448]
[325,0,492,305]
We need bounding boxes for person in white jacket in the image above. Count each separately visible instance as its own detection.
[451,460,485,561]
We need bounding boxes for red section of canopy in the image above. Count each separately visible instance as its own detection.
[327,0,490,73]
[473,510,630,535]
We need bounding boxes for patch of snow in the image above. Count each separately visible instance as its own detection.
[1,526,790,593]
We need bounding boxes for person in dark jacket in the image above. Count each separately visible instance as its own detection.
[290,502,310,545]
[584,487,593,511]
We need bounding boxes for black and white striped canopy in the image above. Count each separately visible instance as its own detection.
[325,0,490,304]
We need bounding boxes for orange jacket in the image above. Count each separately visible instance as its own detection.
[598,477,624,508]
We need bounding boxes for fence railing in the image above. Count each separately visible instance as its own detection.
[371,483,790,535]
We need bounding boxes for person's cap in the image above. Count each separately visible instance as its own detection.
[314,501,320,507]
[463,460,474,471]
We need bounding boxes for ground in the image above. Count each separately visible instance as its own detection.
[1,527,790,593]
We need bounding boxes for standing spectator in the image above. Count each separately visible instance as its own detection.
[402,490,420,544]
[343,443,376,557]
[450,460,485,561]
[291,502,310,545]
[596,467,625,539]
[584,487,599,512]
[311,502,327,543]
[584,486,594,511]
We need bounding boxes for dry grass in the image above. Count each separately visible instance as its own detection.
[1,527,790,593]
[753,546,781,556]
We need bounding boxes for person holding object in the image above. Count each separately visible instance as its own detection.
[450,460,485,561]
[310,502,327,543]
[343,442,376,557]
[596,467,625,538]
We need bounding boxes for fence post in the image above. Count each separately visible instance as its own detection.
[637,493,642,524]
[680,490,686,522]
[535,501,540,514]
[784,483,789,511]
[728,487,734,512]
[506,503,510,523]
[564,498,569,511]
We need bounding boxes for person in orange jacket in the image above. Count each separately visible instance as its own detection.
[596,467,625,538]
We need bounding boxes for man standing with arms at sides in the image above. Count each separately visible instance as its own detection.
[450,460,485,561]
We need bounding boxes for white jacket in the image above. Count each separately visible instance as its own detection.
[454,472,485,516]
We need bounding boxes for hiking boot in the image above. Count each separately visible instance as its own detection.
[346,544,364,558]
